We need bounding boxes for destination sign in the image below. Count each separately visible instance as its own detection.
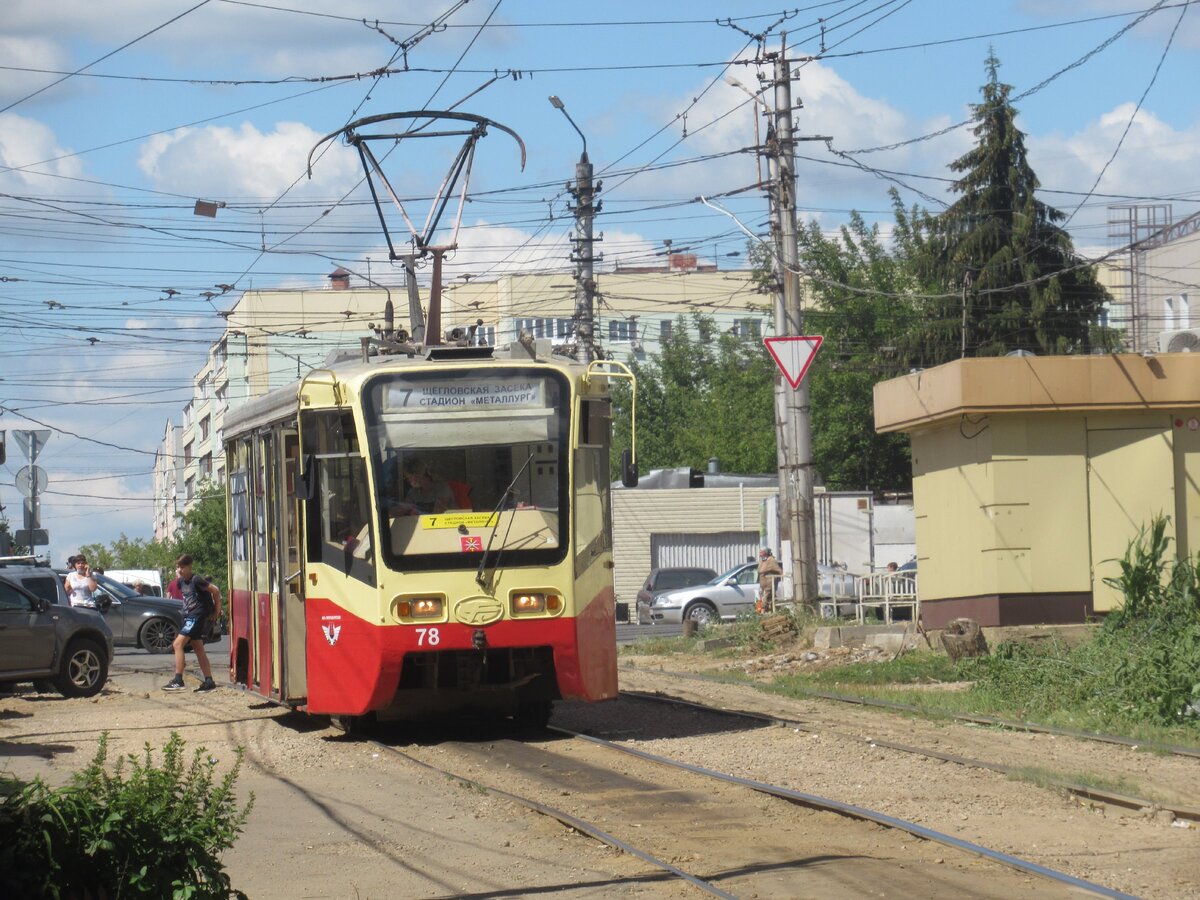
[422,512,500,530]
[386,379,545,412]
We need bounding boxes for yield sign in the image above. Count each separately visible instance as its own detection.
[763,335,823,388]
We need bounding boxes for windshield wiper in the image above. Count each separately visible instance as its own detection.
[475,451,536,588]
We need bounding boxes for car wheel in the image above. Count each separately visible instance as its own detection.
[54,638,108,698]
[684,601,717,627]
[140,617,178,654]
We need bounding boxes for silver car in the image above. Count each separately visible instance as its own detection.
[643,562,761,626]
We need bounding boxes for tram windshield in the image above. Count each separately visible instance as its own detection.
[362,369,570,572]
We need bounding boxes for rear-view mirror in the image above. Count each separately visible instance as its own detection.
[620,447,638,488]
[297,454,317,500]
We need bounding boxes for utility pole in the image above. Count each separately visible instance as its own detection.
[765,37,819,605]
[550,95,601,362]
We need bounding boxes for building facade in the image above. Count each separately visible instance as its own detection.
[153,264,767,531]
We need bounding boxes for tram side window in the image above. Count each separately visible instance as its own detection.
[574,398,613,577]
[229,461,250,563]
[301,410,375,586]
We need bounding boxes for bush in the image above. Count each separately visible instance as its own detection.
[0,732,254,899]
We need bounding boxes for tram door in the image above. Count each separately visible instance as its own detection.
[252,432,278,697]
[279,429,307,701]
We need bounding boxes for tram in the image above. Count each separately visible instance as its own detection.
[222,338,635,726]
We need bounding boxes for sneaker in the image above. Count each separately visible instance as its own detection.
[163,676,186,692]
[194,678,218,693]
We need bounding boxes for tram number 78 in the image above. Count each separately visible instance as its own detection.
[415,627,441,646]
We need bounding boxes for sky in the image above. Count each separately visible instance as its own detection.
[1,0,1198,563]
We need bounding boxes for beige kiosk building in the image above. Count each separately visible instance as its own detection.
[874,353,1200,628]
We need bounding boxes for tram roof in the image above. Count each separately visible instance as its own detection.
[222,339,589,438]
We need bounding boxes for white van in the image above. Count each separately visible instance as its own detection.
[105,569,164,597]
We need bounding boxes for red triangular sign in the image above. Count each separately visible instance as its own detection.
[763,335,823,388]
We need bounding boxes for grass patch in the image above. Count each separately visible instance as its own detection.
[1006,766,1146,798]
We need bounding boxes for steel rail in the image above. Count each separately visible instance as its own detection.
[367,740,737,899]
[619,662,1200,759]
[103,669,735,899]
[550,721,1136,900]
[623,689,1200,825]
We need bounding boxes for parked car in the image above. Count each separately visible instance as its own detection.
[641,562,761,626]
[636,567,718,624]
[0,573,113,697]
[54,569,184,654]
[644,561,865,626]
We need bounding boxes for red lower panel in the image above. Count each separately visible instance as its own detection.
[303,597,618,715]
[229,588,253,686]
[255,591,272,697]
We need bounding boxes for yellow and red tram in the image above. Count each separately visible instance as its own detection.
[222,341,632,726]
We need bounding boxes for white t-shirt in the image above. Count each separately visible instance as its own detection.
[66,571,96,608]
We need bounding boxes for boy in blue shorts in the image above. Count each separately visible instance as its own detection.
[162,554,223,693]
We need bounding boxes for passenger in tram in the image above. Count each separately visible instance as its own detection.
[398,457,455,515]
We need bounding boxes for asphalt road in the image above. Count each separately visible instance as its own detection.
[117,623,670,676]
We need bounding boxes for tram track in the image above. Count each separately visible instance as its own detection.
[619,663,1200,760]
[383,722,1130,898]
[620,689,1200,826]
[101,663,1174,897]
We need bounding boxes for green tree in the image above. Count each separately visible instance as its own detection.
[613,315,777,477]
[910,50,1112,361]
[797,203,917,490]
[174,482,228,594]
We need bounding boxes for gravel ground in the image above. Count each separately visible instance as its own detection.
[605,646,1200,900]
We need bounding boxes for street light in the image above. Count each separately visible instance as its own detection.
[548,95,586,155]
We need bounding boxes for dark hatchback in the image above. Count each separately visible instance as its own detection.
[0,574,113,697]
[635,566,718,625]
[55,570,184,653]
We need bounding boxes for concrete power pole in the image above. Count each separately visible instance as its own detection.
[551,95,601,362]
[567,151,600,361]
[767,39,819,605]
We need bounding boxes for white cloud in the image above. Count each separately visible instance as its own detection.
[1031,104,1200,233]
[0,35,71,107]
[0,113,88,195]
[137,120,361,199]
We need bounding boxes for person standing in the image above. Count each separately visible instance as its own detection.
[162,554,222,693]
[63,555,98,608]
[756,548,782,614]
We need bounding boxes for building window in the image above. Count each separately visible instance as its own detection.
[1180,293,1191,329]
[184,442,193,465]
[199,454,212,481]
[660,319,673,342]
[198,377,208,401]
[515,317,573,340]
[185,477,194,502]
[199,416,211,442]
[608,319,634,342]
[731,318,762,338]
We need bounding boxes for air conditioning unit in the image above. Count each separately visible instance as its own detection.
[1157,328,1200,353]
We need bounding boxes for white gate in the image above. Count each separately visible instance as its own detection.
[650,531,759,575]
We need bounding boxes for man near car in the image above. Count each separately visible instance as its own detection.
[756,548,782,614]
[162,555,222,693]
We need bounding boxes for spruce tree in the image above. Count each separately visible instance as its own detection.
[914,50,1111,360]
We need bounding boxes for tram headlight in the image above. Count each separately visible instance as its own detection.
[394,597,444,620]
[508,592,559,619]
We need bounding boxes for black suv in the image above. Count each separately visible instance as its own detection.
[0,565,113,698]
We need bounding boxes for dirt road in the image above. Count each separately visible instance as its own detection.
[1,661,1197,898]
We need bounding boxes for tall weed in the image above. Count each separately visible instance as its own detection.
[967,517,1200,728]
